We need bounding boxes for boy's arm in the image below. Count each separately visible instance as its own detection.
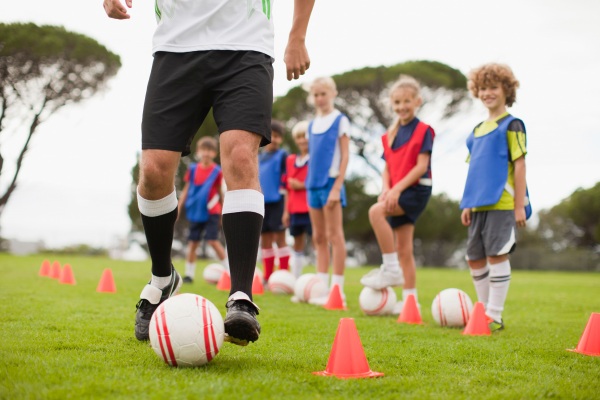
[284,0,315,80]
[513,156,527,227]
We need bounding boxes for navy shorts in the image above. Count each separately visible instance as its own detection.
[289,212,312,237]
[187,214,221,242]
[262,199,285,233]
[307,178,347,209]
[387,185,432,228]
[142,50,274,156]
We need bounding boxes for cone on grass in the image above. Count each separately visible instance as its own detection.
[462,301,491,336]
[49,261,61,279]
[59,264,76,285]
[216,270,231,291]
[96,268,116,293]
[323,284,347,310]
[252,274,264,295]
[568,312,600,357]
[313,318,384,379]
[38,260,51,277]
[397,294,423,324]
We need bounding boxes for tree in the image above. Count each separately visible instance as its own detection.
[0,23,121,216]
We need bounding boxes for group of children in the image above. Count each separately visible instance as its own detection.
[179,62,528,332]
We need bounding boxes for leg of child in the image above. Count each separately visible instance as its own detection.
[185,240,200,279]
[207,239,228,269]
[486,254,511,322]
[260,232,275,282]
[274,230,291,271]
[292,233,305,277]
[468,258,489,306]
[395,224,417,303]
[309,207,330,288]
[324,201,346,295]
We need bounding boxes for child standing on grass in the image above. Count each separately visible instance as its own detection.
[259,120,291,283]
[460,63,530,332]
[283,120,313,278]
[177,136,228,283]
[305,77,350,306]
[360,75,435,313]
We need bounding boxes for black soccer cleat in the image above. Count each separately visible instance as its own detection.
[134,265,182,341]
[224,299,261,346]
[182,276,194,284]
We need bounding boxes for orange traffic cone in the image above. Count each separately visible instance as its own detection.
[59,264,76,285]
[397,294,423,324]
[252,274,264,295]
[49,261,61,279]
[38,260,51,277]
[96,268,117,293]
[323,284,347,310]
[216,270,231,291]
[313,318,384,379]
[462,302,491,336]
[568,312,600,357]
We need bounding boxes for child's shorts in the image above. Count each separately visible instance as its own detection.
[289,212,312,237]
[466,210,516,260]
[262,199,285,233]
[307,178,347,209]
[387,185,432,228]
[188,214,221,242]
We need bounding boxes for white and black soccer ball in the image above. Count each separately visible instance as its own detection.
[431,288,474,327]
[203,263,226,285]
[149,293,224,367]
[293,273,328,302]
[359,286,397,316]
[267,269,296,294]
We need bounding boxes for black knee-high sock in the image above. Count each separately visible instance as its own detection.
[141,208,177,277]
[222,212,263,300]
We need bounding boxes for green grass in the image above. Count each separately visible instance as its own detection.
[1,254,599,400]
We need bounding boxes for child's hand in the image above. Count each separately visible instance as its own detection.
[282,211,290,228]
[378,189,389,203]
[384,188,401,213]
[461,209,471,226]
[289,178,303,190]
[515,208,527,228]
[326,187,341,208]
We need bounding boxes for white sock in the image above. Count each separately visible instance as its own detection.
[151,274,171,288]
[403,288,418,303]
[470,264,490,306]
[331,274,344,292]
[317,272,329,288]
[382,252,401,272]
[185,262,196,278]
[487,260,511,321]
[221,257,229,271]
[292,251,304,277]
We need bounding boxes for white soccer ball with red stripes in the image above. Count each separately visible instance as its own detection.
[203,263,226,285]
[149,293,224,367]
[267,269,296,294]
[431,288,474,327]
[359,286,397,315]
[293,273,328,302]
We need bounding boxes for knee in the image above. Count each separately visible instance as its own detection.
[368,203,384,222]
[312,231,326,247]
[139,159,174,193]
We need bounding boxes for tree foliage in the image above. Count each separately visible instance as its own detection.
[0,23,121,215]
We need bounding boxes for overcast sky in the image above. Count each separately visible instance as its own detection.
[1,0,599,248]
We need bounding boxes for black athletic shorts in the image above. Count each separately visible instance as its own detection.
[142,50,274,156]
[387,185,432,228]
[289,212,312,237]
[262,199,285,233]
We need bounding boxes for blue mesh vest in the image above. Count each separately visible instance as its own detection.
[185,163,221,223]
[259,149,286,203]
[306,114,344,190]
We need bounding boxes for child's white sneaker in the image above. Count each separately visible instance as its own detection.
[360,265,404,290]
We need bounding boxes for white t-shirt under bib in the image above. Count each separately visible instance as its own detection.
[153,0,275,57]
[310,109,350,178]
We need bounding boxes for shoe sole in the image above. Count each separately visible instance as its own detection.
[224,315,260,346]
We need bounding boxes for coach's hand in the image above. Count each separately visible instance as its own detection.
[104,0,132,19]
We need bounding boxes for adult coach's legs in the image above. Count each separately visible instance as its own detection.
[134,149,183,341]
[220,130,264,346]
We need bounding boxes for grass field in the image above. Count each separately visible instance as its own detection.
[1,253,599,400]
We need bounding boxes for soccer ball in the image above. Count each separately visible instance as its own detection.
[149,293,224,367]
[293,273,328,302]
[359,287,397,316]
[267,269,296,294]
[431,288,474,327]
[203,263,226,285]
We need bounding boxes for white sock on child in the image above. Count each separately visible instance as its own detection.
[470,264,490,305]
[382,252,401,272]
[487,260,511,321]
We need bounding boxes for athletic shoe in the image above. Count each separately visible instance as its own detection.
[488,318,505,332]
[182,276,193,284]
[308,291,347,308]
[290,295,301,303]
[224,292,261,346]
[135,266,182,341]
[360,265,404,289]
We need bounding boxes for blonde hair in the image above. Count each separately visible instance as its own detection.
[305,76,338,106]
[467,63,519,107]
[292,120,309,139]
[387,75,421,146]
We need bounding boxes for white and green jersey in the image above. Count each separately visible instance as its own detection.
[153,0,275,57]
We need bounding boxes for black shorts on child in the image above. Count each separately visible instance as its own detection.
[262,199,285,233]
[387,185,432,228]
[187,214,221,242]
[289,212,312,237]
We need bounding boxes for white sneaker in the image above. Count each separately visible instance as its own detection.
[360,265,404,289]
[290,295,301,303]
[308,292,347,308]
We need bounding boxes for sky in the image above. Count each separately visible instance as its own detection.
[1,0,599,248]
